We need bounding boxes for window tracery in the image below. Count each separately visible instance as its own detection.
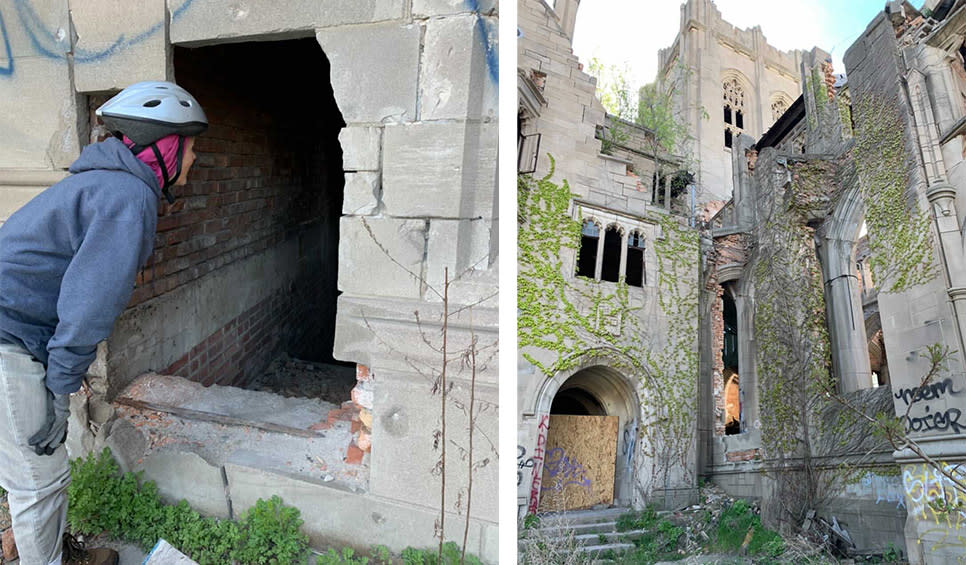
[723,77,746,148]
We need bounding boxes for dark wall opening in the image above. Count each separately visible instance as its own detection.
[722,292,740,434]
[577,220,599,278]
[129,38,347,390]
[551,387,606,416]
[601,225,621,282]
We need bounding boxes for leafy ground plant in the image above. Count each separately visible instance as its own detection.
[713,500,784,557]
[401,542,483,565]
[67,448,308,565]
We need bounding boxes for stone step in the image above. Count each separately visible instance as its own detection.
[536,507,631,526]
[534,520,619,536]
[573,529,645,545]
[578,543,635,556]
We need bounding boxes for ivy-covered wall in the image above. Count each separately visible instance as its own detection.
[518,158,700,506]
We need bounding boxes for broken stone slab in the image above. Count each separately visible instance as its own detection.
[66,392,95,460]
[135,451,231,519]
[112,402,363,492]
[118,374,341,433]
[143,539,198,564]
[104,418,148,475]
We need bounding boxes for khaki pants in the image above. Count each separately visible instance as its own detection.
[0,344,68,565]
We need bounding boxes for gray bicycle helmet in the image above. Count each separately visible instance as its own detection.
[96,81,208,146]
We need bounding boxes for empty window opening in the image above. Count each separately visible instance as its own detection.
[601,225,622,282]
[722,292,741,435]
[723,77,745,148]
[577,220,600,278]
[626,231,645,287]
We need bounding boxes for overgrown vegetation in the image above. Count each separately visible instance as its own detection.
[712,500,784,557]
[68,449,486,565]
[611,500,784,563]
[853,95,937,292]
[69,448,307,564]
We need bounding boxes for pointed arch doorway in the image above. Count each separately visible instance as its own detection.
[535,364,641,512]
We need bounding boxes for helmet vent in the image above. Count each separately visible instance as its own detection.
[143,100,162,107]
[156,86,169,89]
[180,100,192,107]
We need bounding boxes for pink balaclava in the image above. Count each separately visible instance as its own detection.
[123,134,183,189]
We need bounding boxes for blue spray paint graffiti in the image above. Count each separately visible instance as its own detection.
[0,8,12,76]
[0,0,196,75]
[543,447,592,492]
[466,0,498,85]
[2,0,495,85]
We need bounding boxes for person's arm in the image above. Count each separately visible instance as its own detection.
[45,216,145,394]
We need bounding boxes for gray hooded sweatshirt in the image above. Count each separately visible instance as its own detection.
[0,138,160,394]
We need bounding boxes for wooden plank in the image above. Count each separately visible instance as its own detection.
[114,397,326,439]
[538,414,619,512]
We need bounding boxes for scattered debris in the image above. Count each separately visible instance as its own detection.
[248,354,355,404]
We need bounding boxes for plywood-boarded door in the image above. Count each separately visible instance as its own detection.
[538,414,619,512]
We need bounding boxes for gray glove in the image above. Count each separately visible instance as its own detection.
[28,391,70,456]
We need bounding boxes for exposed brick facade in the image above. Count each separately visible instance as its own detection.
[724,448,761,462]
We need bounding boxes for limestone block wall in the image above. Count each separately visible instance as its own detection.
[1,0,499,560]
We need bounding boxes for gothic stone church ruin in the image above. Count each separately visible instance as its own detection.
[0,0,498,560]
[518,0,966,562]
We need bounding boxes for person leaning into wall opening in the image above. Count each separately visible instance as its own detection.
[0,81,206,565]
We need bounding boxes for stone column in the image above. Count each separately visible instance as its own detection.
[816,235,874,393]
[927,183,966,359]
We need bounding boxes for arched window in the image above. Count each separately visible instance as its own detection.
[576,220,600,278]
[626,231,645,287]
[723,77,745,148]
[600,225,622,282]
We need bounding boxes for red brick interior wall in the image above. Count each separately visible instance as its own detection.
[93,39,345,388]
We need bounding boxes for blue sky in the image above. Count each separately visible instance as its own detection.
[571,0,904,89]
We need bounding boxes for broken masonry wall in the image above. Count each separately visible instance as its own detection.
[2,1,499,562]
[101,40,343,395]
[703,139,907,552]
[655,0,804,203]
[517,0,605,200]
[844,8,966,563]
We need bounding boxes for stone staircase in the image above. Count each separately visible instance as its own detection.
[519,507,643,558]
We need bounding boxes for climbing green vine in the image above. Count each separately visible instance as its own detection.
[753,161,832,453]
[518,155,699,487]
[853,95,937,292]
